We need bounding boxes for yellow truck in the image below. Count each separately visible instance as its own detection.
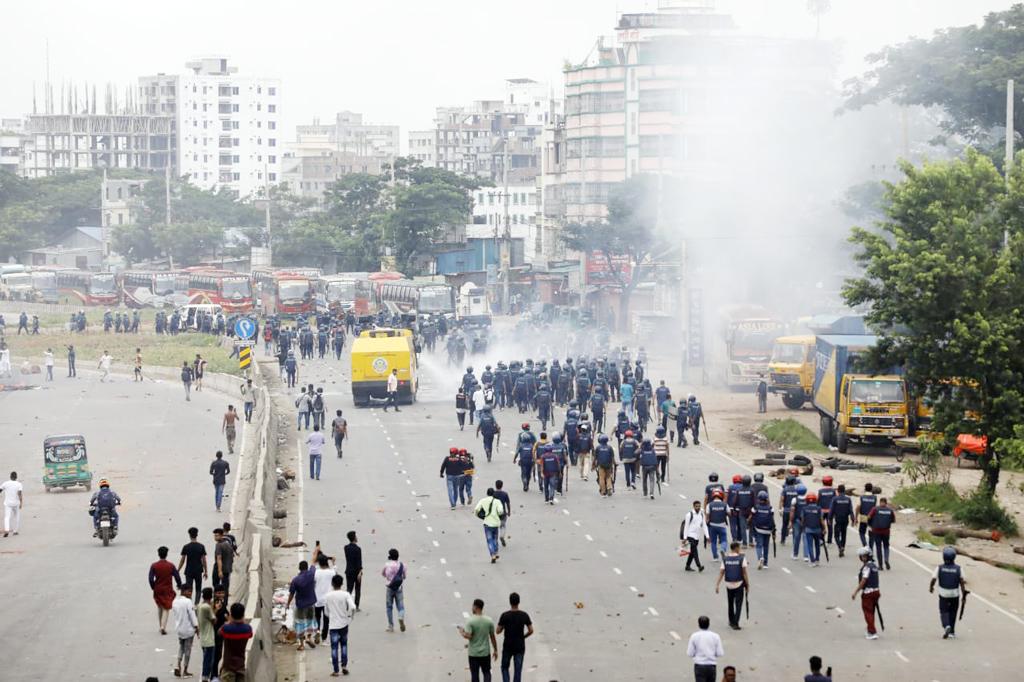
[812,335,909,453]
[350,328,419,406]
[768,335,817,409]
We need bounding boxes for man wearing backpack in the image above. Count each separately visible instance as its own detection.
[311,388,326,430]
[295,387,311,430]
[476,407,501,462]
[381,548,407,633]
[474,487,505,563]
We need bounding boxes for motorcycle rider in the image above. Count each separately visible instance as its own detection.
[90,478,122,536]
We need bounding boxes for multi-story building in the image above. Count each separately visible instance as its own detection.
[467,183,541,263]
[0,118,26,174]
[408,129,436,167]
[282,111,398,201]
[139,56,281,198]
[101,176,146,227]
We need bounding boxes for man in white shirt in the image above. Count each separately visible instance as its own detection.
[687,615,723,682]
[171,585,198,678]
[472,385,485,422]
[97,350,113,382]
[384,369,401,412]
[1,471,24,537]
[44,348,54,381]
[324,573,358,676]
[313,550,339,642]
[680,500,709,572]
[307,424,327,481]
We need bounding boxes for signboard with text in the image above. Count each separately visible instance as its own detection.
[585,251,633,286]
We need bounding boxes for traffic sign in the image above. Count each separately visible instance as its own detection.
[234,317,257,339]
[239,345,252,370]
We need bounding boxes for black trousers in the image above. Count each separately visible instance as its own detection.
[346,571,362,608]
[184,572,203,603]
[726,586,745,626]
[685,537,703,570]
[834,517,849,550]
[939,596,960,632]
[694,663,717,682]
[469,655,492,682]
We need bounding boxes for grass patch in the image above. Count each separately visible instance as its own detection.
[893,482,961,514]
[759,418,829,454]
[954,487,1019,536]
[1,328,240,375]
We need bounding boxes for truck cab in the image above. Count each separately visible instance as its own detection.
[768,335,816,409]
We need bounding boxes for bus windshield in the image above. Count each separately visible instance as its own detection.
[326,280,356,302]
[278,281,309,302]
[91,274,116,294]
[419,287,453,313]
[31,272,57,290]
[850,380,906,404]
[5,273,31,287]
[771,342,809,364]
[222,278,252,298]
[153,273,182,295]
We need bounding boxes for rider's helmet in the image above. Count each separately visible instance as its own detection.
[99,478,110,488]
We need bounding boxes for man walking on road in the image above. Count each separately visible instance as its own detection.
[307,424,326,480]
[332,410,348,459]
[680,500,708,572]
[344,531,363,611]
[66,344,76,377]
[930,546,967,639]
[475,487,504,564]
[172,585,198,678]
[44,348,54,381]
[150,545,182,635]
[492,480,511,548]
[181,361,194,401]
[212,528,233,596]
[715,542,749,630]
[325,574,357,676]
[178,527,208,602]
[222,406,239,454]
[210,451,230,512]
[755,375,768,413]
[97,350,113,382]
[240,378,256,423]
[867,496,895,570]
[296,386,311,430]
[496,592,533,682]
[382,548,407,633]
[459,598,497,682]
[852,547,881,640]
[440,448,466,510]
[286,560,319,650]
[1,471,23,537]
[384,369,400,412]
[687,615,723,682]
[218,602,253,682]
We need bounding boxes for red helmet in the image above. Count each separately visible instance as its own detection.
[625,430,633,437]
[449,447,457,454]
[521,423,530,430]
[822,475,834,486]
[805,492,818,503]
[789,467,799,476]
[458,448,468,455]
[712,489,725,499]
[732,474,742,484]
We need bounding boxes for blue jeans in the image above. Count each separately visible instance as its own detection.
[622,401,634,419]
[386,586,405,628]
[297,411,310,429]
[244,401,254,422]
[623,462,636,487]
[309,453,321,479]
[543,476,559,502]
[501,650,524,682]
[446,475,462,507]
[738,515,750,545]
[461,476,473,503]
[708,525,728,560]
[484,525,499,557]
[791,520,804,557]
[214,483,225,510]
[330,626,349,672]
[754,531,770,565]
[805,530,822,563]
[201,645,214,679]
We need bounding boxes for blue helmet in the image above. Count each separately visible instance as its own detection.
[943,546,957,563]
[796,484,807,495]
[552,433,563,443]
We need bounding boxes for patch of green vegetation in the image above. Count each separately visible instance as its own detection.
[759,418,828,454]
[893,482,961,515]
[954,487,1019,536]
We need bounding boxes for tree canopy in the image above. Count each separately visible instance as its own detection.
[843,149,1024,492]
[0,170,102,260]
[841,4,1024,145]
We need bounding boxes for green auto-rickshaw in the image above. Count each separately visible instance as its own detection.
[43,434,92,492]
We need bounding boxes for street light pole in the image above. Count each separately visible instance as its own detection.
[501,133,511,314]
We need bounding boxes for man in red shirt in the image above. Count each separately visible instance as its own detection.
[218,602,253,682]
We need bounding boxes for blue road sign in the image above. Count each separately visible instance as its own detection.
[234,317,257,339]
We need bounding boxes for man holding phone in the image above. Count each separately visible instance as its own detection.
[804,655,832,681]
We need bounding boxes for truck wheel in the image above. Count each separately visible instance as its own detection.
[837,432,849,454]
[782,394,805,410]
[894,447,905,462]
[819,416,832,446]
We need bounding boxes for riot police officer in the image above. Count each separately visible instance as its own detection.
[929,546,967,639]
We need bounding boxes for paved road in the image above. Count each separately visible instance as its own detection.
[284,344,1022,681]
[0,366,243,681]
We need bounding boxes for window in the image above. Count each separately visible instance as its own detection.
[222,121,231,131]
[512,193,519,205]
[257,103,262,111]
[257,121,262,128]
[233,155,240,163]
[257,86,262,94]
[268,121,276,130]
[232,138,239,147]
[117,213,123,225]
[268,87,276,96]
[219,154,232,165]
[565,92,625,115]
[268,104,276,113]
[232,86,239,96]
[203,121,209,129]
[232,121,239,129]
[269,139,276,147]
[219,85,232,97]
[269,155,277,163]
[232,104,239,112]
[116,187,123,199]
[640,89,685,113]
[193,102,197,110]
[232,172,240,181]
[218,102,232,114]
[566,136,625,158]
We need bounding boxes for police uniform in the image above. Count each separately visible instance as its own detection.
[934,561,964,637]
[720,552,747,628]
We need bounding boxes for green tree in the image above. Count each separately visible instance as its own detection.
[561,174,666,330]
[843,148,1024,494]
[842,4,1024,145]
[0,171,103,260]
[151,220,226,267]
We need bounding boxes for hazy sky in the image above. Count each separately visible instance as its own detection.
[0,0,1012,150]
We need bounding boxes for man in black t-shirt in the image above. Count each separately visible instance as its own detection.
[177,526,207,603]
[496,592,534,682]
[343,530,363,610]
[492,480,511,548]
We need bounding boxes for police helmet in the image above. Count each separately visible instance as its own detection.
[618,410,627,418]
[642,438,653,448]
[580,413,589,421]
[552,358,560,365]
[466,366,473,373]
[98,478,110,488]
[568,409,580,419]
[858,547,873,559]
[598,434,609,444]
[742,475,752,486]
[822,475,834,486]
[805,492,818,503]
[485,364,492,370]
[565,357,573,364]
[552,433,563,443]
[578,369,588,379]
[785,475,796,485]
[757,491,769,502]
[754,473,764,482]
[624,430,634,438]
[521,422,530,430]
[712,489,725,500]
[688,394,696,402]
[796,484,807,495]
[709,472,719,482]
[942,546,957,563]
[655,426,666,437]
[732,474,742,484]
[579,423,590,432]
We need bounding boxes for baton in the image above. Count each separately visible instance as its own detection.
[701,413,710,438]
[875,601,885,631]
[745,585,750,620]
[822,535,830,563]
[959,590,970,621]
[772,531,777,559]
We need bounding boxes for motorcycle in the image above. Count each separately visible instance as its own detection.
[91,507,119,547]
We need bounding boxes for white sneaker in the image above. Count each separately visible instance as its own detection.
[803,557,810,562]
[866,633,879,640]
[757,559,764,570]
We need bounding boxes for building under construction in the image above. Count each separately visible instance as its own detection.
[22,113,174,178]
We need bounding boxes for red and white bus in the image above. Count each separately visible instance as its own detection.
[253,270,316,317]
[120,270,190,308]
[187,270,255,313]
[56,270,120,306]
[317,273,374,315]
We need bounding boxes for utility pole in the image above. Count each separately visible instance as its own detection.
[1006,79,1015,248]
[501,133,512,314]
[165,160,174,270]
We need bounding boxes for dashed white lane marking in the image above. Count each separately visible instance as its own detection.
[835,607,845,615]
[426,526,433,532]
[386,436,392,441]
[648,607,659,616]
[669,631,681,641]
[629,586,638,593]
[421,514,428,520]
[405,479,412,485]
[599,551,608,558]
[573,520,581,527]
[804,585,816,593]
[416,501,422,507]
[411,490,417,496]
[454,591,461,599]
[562,508,570,515]
[613,567,622,575]
[895,651,910,663]
[432,540,440,547]
[678,493,687,500]
[439,558,447,565]
[445,571,452,578]
[781,567,792,574]
[585,534,594,542]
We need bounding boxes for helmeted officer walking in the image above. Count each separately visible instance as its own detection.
[929,546,967,639]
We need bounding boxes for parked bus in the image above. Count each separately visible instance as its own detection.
[0,266,34,301]
[254,270,316,317]
[377,280,456,316]
[317,273,374,315]
[187,270,255,313]
[29,269,60,303]
[121,270,190,308]
[56,270,120,306]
